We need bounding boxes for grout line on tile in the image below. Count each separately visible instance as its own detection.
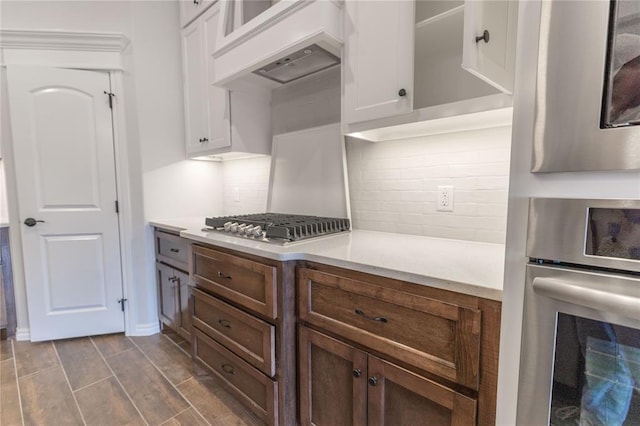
[89,336,150,426]
[128,336,211,426]
[10,340,26,426]
[52,341,88,426]
[71,374,113,393]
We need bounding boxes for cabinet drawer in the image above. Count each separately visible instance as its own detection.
[298,268,481,389]
[155,231,189,270]
[192,288,275,376]
[192,245,277,319]
[193,328,277,425]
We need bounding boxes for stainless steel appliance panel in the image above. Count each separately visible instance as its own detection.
[532,1,640,172]
[517,264,640,425]
[527,198,640,272]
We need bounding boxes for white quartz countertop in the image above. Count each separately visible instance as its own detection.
[150,217,505,301]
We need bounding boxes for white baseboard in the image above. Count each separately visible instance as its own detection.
[128,321,160,337]
[15,328,30,341]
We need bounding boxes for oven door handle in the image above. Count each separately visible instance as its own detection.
[532,276,640,320]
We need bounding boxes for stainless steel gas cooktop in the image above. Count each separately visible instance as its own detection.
[204,213,351,244]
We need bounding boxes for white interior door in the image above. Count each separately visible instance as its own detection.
[7,65,124,341]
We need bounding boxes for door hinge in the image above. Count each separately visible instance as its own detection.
[118,298,128,312]
[104,91,116,109]
[115,200,119,213]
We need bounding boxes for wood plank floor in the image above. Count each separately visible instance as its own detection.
[0,332,264,426]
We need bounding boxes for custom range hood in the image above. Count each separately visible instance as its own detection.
[213,0,343,88]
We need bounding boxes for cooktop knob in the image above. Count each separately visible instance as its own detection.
[230,223,239,233]
[253,226,263,238]
[244,225,255,235]
[223,221,233,232]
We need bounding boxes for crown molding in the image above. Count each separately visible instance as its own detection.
[0,29,129,52]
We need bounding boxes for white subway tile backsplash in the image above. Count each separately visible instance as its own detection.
[221,156,271,215]
[217,126,511,245]
[346,126,511,244]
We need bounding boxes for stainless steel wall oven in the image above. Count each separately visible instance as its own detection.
[517,198,640,425]
[532,1,640,172]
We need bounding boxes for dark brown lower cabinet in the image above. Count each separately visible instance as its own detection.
[299,326,477,426]
[156,262,192,340]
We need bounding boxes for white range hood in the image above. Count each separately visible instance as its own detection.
[213,0,343,89]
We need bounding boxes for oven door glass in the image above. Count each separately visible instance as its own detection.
[551,313,640,425]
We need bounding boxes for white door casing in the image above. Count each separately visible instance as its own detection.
[7,65,124,341]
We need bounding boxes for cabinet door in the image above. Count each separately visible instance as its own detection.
[175,269,192,341]
[343,0,415,124]
[367,355,477,426]
[462,0,518,94]
[204,4,232,152]
[179,0,215,28]
[157,263,178,328]
[182,19,208,155]
[298,327,367,426]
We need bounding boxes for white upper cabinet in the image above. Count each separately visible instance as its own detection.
[343,0,517,140]
[182,16,208,155]
[182,3,271,159]
[462,0,518,94]
[179,0,215,28]
[343,0,415,123]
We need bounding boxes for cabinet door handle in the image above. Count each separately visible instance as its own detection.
[221,363,234,375]
[199,137,209,143]
[170,248,180,253]
[475,29,490,43]
[218,319,231,329]
[398,88,407,97]
[368,376,378,386]
[353,369,362,378]
[217,271,232,280]
[354,309,388,323]
[193,0,199,4]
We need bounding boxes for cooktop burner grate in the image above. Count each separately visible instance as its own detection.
[204,213,350,243]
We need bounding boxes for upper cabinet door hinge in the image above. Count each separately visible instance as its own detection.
[104,91,116,109]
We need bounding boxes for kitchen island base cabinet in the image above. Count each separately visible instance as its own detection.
[191,244,297,426]
[299,326,477,426]
[297,262,501,425]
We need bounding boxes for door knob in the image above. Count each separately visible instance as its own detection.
[475,30,490,43]
[24,217,45,227]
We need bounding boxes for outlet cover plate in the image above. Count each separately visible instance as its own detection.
[437,185,454,212]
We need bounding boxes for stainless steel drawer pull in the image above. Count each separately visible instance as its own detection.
[354,309,388,323]
[218,319,231,329]
[169,248,180,253]
[221,363,234,375]
[217,271,232,280]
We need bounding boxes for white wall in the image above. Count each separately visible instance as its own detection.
[346,126,511,243]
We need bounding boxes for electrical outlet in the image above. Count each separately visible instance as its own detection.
[437,185,454,212]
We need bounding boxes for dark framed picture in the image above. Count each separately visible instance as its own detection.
[602,0,640,128]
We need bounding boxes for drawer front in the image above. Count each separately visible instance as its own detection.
[192,288,275,376]
[155,231,189,270]
[298,268,481,389]
[192,245,277,319]
[193,328,277,425]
